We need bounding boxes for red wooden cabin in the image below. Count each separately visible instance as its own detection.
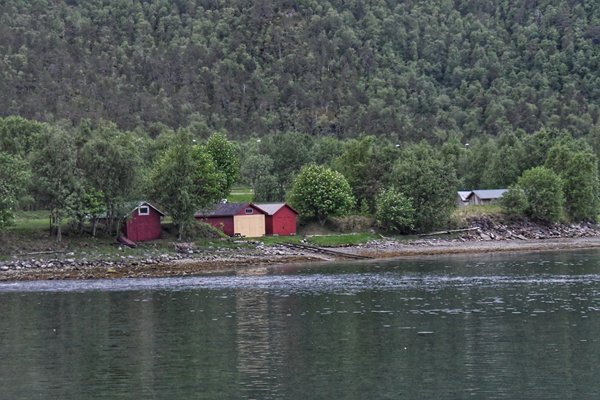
[121,202,165,242]
[195,203,266,237]
[254,203,298,236]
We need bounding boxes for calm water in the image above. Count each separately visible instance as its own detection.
[2,250,600,399]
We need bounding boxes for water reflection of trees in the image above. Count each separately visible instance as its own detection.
[3,253,600,398]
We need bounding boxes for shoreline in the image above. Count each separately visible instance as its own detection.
[2,235,600,282]
[346,236,600,258]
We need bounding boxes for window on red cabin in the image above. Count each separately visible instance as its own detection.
[245,208,253,214]
[139,206,150,216]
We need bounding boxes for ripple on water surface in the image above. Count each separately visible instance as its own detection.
[3,251,600,399]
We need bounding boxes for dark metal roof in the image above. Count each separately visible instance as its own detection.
[195,203,262,217]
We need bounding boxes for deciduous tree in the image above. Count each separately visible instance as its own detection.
[517,166,565,223]
[335,135,397,212]
[392,142,458,232]
[0,152,30,229]
[500,185,528,220]
[545,141,600,222]
[80,123,141,234]
[288,164,355,224]
[149,131,222,240]
[0,116,43,157]
[260,132,313,196]
[205,132,240,198]
[30,127,79,242]
[375,187,415,233]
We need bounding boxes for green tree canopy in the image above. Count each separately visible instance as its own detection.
[392,142,458,232]
[80,123,141,234]
[30,126,79,241]
[544,136,600,221]
[375,187,415,233]
[288,164,355,224]
[4,1,600,140]
[0,116,44,157]
[516,166,565,223]
[260,132,313,198]
[0,152,30,229]
[149,131,222,240]
[334,135,397,212]
[205,132,240,198]
[500,185,529,220]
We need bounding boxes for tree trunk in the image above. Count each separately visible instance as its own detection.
[92,218,98,237]
[178,223,184,241]
[115,217,122,238]
[78,216,85,235]
[108,204,115,235]
[55,212,62,243]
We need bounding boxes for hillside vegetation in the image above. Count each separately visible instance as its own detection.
[2,1,600,243]
[1,0,600,140]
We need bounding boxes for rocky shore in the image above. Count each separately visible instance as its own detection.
[0,243,326,281]
[2,218,600,282]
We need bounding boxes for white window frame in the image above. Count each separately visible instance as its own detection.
[138,206,150,216]
[245,208,253,214]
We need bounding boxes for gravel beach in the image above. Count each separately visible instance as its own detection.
[3,233,600,282]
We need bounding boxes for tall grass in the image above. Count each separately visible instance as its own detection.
[453,205,502,220]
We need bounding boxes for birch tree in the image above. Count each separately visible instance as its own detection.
[149,131,222,240]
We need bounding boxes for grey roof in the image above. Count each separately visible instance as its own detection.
[127,201,165,216]
[470,189,508,200]
[196,202,262,217]
[457,191,472,201]
[254,203,299,215]
[97,201,165,218]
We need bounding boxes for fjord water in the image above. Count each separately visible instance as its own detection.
[2,251,600,399]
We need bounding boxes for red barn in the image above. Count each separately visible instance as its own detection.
[254,203,298,236]
[121,202,165,242]
[195,203,266,237]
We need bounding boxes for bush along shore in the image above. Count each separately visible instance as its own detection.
[2,217,600,282]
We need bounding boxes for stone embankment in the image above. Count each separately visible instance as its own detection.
[0,243,320,280]
[343,217,600,258]
[1,252,183,273]
[2,217,600,281]
[461,217,599,241]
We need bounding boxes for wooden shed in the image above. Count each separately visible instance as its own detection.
[195,203,266,237]
[121,201,165,242]
[467,189,508,205]
[254,203,298,236]
[457,191,472,207]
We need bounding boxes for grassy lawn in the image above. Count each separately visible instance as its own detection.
[10,210,52,232]
[0,211,253,260]
[257,235,303,245]
[2,209,381,260]
[227,187,254,203]
[257,232,380,247]
[306,232,380,247]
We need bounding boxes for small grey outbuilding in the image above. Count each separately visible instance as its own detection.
[457,191,472,207]
[467,189,508,205]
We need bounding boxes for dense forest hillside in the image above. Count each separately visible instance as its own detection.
[1,0,600,139]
